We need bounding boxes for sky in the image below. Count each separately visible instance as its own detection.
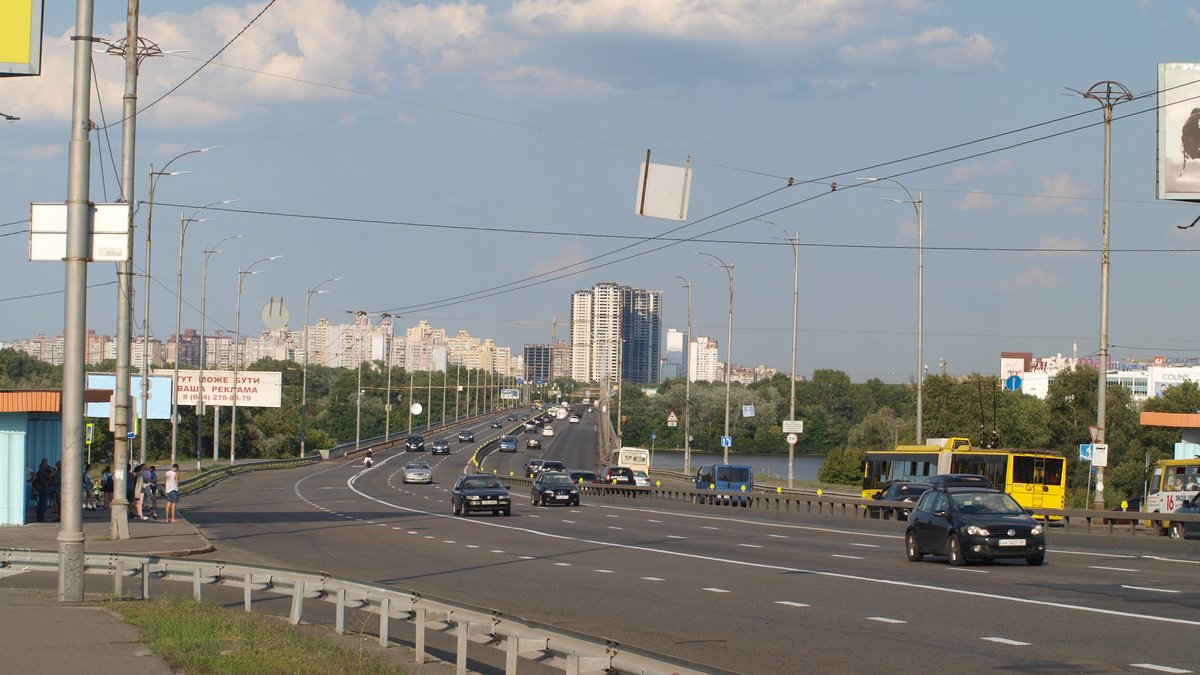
[4,0,1200,385]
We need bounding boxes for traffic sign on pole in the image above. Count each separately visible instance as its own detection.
[1092,443,1109,467]
[785,433,799,446]
[666,411,678,427]
[720,435,732,448]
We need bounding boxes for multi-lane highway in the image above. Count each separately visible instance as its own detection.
[183,409,1200,673]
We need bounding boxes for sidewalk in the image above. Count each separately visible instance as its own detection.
[0,505,211,675]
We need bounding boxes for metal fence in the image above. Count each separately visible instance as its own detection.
[0,549,721,675]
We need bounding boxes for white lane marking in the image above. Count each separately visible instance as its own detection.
[775,601,809,608]
[1122,585,1181,594]
[554,562,571,567]
[595,569,614,574]
[849,543,880,548]
[701,526,720,530]
[703,588,731,593]
[519,556,535,560]
[738,544,763,548]
[334,468,1200,628]
[1090,565,1139,572]
[1131,665,1192,674]
[767,534,787,539]
[981,637,1031,646]
[647,519,663,523]
[0,567,29,579]
[666,535,687,539]
[867,617,906,624]
[527,515,541,518]
[490,550,505,554]
[641,577,664,582]
[606,514,620,518]
[949,568,989,574]
[562,520,576,524]
[465,545,479,549]
[608,526,624,530]
[832,554,864,560]
[391,527,403,530]
[424,535,435,539]
[407,531,419,535]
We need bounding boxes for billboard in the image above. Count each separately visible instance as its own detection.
[0,1,44,77]
[85,373,173,420]
[499,388,520,400]
[176,370,282,408]
[1157,63,1200,201]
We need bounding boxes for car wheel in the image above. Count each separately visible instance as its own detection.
[531,493,539,506]
[492,510,499,515]
[1026,554,1044,566]
[1170,522,1186,541]
[905,531,923,562]
[947,535,966,566]
[503,508,511,516]
[452,501,461,516]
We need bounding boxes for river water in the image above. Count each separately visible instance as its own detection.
[649,450,825,483]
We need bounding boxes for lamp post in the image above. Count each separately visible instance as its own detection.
[354,310,367,452]
[696,252,734,464]
[407,370,415,434]
[616,337,625,441]
[300,276,343,456]
[859,177,923,445]
[231,255,281,465]
[200,234,242,465]
[675,275,693,475]
[455,363,461,420]
[383,313,394,441]
[758,220,800,488]
[172,199,236,466]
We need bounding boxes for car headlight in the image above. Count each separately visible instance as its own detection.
[466,495,481,501]
[964,525,991,536]
[1030,523,1044,536]
[543,489,555,495]
[569,489,579,495]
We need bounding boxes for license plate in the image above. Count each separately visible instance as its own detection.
[555,494,569,500]
[480,500,497,505]
[998,538,1026,547]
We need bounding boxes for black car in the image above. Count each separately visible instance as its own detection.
[537,460,566,474]
[906,487,1046,566]
[490,420,503,429]
[526,437,541,449]
[431,439,451,455]
[1169,497,1200,540]
[507,414,518,421]
[525,459,544,477]
[568,470,603,485]
[405,435,425,452]
[602,466,636,485]
[531,472,581,507]
[457,430,475,443]
[451,474,512,516]
[868,482,931,520]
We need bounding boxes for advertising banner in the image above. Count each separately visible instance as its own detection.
[500,387,520,400]
[175,370,282,408]
[0,1,43,77]
[1158,63,1200,201]
[85,373,172,419]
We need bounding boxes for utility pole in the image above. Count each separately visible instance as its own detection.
[675,276,692,475]
[1078,80,1131,511]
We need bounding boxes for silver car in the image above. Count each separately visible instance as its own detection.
[402,461,434,484]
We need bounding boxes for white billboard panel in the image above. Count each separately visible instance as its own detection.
[85,373,172,419]
[175,370,282,408]
[1157,63,1200,201]
[500,387,520,400]
[0,1,43,77]
[29,203,130,262]
[635,156,692,221]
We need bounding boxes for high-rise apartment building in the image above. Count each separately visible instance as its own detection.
[524,344,551,384]
[569,282,661,384]
[689,336,720,382]
[661,328,686,381]
[621,287,661,384]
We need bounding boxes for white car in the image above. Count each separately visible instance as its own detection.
[542,426,555,437]
[632,470,651,487]
[568,415,580,424]
[402,461,434,484]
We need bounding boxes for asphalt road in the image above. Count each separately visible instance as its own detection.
[184,410,1200,674]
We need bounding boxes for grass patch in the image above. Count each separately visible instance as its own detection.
[108,595,398,674]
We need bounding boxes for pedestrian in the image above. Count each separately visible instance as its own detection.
[164,464,180,523]
[143,464,158,519]
[100,465,113,510]
[82,463,95,510]
[50,460,62,516]
[132,464,146,520]
[33,459,51,523]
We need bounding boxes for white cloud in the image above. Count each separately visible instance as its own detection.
[529,241,586,277]
[838,26,997,71]
[1026,171,1088,213]
[951,158,1010,182]
[1035,236,1088,259]
[958,189,993,211]
[996,266,1063,290]
[6,145,62,160]
[489,65,612,97]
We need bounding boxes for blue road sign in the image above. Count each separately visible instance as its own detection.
[651,434,657,440]
[720,435,733,448]
[1004,375,1022,392]
[516,378,524,385]
[1079,443,1093,461]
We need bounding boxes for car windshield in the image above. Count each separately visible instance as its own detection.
[542,474,573,485]
[951,491,1024,515]
[543,462,564,470]
[502,436,516,443]
[463,477,502,489]
[405,463,430,470]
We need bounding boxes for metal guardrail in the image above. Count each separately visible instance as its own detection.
[178,456,320,495]
[0,550,719,675]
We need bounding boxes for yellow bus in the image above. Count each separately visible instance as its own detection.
[862,437,1067,517]
[1145,458,1200,533]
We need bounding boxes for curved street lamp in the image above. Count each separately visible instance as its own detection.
[300,276,343,456]
[231,255,281,464]
[694,251,735,464]
[859,177,924,445]
[757,219,800,488]
[675,276,692,475]
[199,234,244,465]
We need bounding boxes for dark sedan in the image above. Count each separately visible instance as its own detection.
[868,482,931,520]
[568,470,603,484]
[457,430,475,443]
[431,439,451,455]
[490,420,504,429]
[451,474,511,516]
[906,487,1045,566]
[1170,498,1200,540]
[531,472,580,507]
[405,435,424,452]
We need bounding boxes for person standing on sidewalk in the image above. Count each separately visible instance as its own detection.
[32,459,51,522]
[132,464,146,520]
[164,464,180,523]
[100,465,113,510]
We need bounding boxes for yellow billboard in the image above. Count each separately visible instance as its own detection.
[1,1,44,77]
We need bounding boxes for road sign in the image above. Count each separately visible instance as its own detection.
[1079,443,1093,461]
[782,420,804,433]
[720,435,732,448]
[1004,375,1021,391]
[85,423,94,445]
[666,411,678,427]
[1088,425,1099,443]
[1092,443,1109,468]
[651,434,657,440]
[785,433,799,446]
[742,404,755,418]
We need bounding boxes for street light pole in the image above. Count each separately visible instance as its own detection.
[759,220,800,488]
[231,255,281,465]
[675,276,692,475]
[383,313,394,441]
[300,276,342,456]
[859,177,924,444]
[354,310,366,452]
[200,234,242,465]
[172,199,235,466]
[696,252,734,464]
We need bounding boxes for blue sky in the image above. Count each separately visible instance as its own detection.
[3,1,1200,384]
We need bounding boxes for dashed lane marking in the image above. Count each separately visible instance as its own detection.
[595,569,614,573]
[703,588,731,593]
[867,617,906,624]
[641,577,664,582]
[832,554,864,560]
[554,562,572,567]
[1122,585,1181,594]
[738,544,763,548]
[981,637,1031,646]
[1090,566,1139,572]
[775,601,809,608]
[849,543,880,548]
[1131,665,1192,674]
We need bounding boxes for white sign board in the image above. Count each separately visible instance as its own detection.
[635,157,692,221]
[1091,443,1109,468]
[782,420,805,433]
[500,387,520,400]
[175,370,282,408]
[742,404,755,418]
[666,410,678,427]
[29,203,131,262]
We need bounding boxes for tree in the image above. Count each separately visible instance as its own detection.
[818,447,863,485]
[846,407,902,451]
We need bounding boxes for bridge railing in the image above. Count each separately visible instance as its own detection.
[0,549,721,675]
